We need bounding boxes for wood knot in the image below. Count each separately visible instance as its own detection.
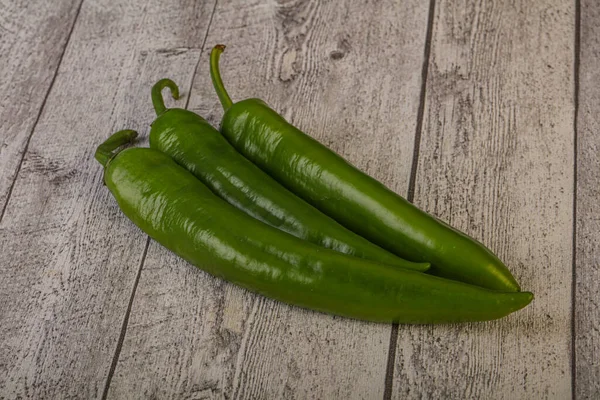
[330,36,351,61]
[329,50,345,60]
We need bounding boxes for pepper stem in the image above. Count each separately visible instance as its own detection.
[95,130,138,167]
[151,78,180,116]
[210,45,233,111]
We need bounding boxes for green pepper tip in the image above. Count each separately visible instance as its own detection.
[95,129,138,168]
[152,78,180,116]
[210,44,234,111]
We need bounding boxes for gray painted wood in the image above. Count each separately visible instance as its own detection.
[0,0,591,398]
[0,0,213,397]
[577,0,600,397]
[392,1,575,399]
[0,0,81,217]
[107,0,430,398]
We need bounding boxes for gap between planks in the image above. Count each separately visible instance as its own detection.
[384,0,437,398]
[0,0,84,224]
[100,1,219,396]
[571,0,581,398]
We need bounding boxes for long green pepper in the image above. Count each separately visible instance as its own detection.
[210,45,522,293]
[95,130,532,324]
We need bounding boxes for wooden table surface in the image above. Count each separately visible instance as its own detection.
[0,0,597,398]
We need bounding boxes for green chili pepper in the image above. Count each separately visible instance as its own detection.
[95,130,532,323]
[148,79,428,272]
[210,45,522,293]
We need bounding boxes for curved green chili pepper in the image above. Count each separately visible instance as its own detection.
[96,130,532,323]
[210,45,522,292]
[148,79,429,272]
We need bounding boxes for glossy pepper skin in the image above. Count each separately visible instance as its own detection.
[95,130,532,323]
[210,45,521,293]
[148,79,428,272]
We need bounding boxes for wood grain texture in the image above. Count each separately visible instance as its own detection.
[576,0,600,397]
[0,0,213,397]
[0,0,81,217]
[108,0,430,398]
[392,1,574,399]
[0,0,587,398]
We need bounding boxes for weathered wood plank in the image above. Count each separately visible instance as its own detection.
[108,0,430,398]
[576,0,600,397]
[392,1,574,398]
[0,0,81,217]
[0,0,213,397]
